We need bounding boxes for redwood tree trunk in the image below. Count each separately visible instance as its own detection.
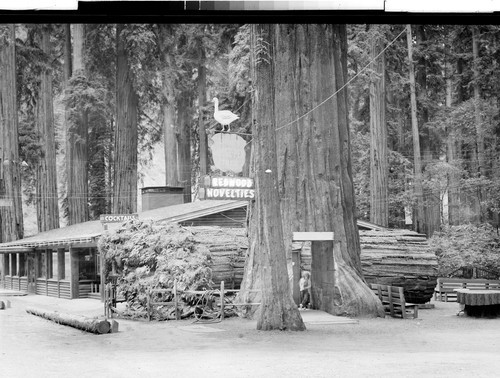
[113,24,138,214]
[445,45,460,225]
[248,24,305,331]
[66,24,89,225]
[198,47,208,177]
[238,24,384,319]
[369,25,388,227]
[0,24,23,242]
[407,25,425,235]
[472,26,485,222]
[176,92,192,203]
[416,25,440,237]
[36,26,60,232]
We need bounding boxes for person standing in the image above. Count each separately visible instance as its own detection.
[299,271,311,309]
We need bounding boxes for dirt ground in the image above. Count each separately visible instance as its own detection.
[1,294,499,378]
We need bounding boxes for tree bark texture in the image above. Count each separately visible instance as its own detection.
[113,24,138,214]
[160,25,190,201]
[36,26,60,232]
[240,24,305,331]
[198,47,208,177]
[445,51,461,225]
[66,24,89,225]
[0,24,23,242]
[472,26,485,223]
[472,26,485,178]
[175,92,192,203]
[406,25,425,235]
[415,25,440,237]
[238,24,384,319]
[369,25,389,227]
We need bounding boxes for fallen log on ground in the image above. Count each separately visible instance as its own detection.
[26,307,111,334]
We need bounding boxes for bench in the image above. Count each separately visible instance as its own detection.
[434,278,500,302]
[371,284,418,319]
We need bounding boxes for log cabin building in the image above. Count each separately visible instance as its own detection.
[0,199,248,300]
[0,194,437,305]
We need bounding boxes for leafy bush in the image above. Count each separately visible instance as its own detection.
[98,220,213,317]
[429,224,500,276]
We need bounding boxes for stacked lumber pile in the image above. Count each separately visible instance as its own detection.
[187,227,247,289]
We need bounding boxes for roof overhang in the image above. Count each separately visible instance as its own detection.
[0,235,100,252]
[0,246,34,254]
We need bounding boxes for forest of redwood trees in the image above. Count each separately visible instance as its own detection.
[1,24,500,258]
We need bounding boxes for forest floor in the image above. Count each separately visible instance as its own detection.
[1,293,499,378]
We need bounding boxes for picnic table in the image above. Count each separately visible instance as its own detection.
[454,288,500,317]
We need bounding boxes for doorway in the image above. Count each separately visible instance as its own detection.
[292,232,335,313]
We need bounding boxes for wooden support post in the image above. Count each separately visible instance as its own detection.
[17,255,21,289]
[220,280,225,321]
[100,251,105,302]
[1,254,7,287]
[174,281,179,320]
[45,250,49,296]
[69,247,79,299]
[147,289,151,321]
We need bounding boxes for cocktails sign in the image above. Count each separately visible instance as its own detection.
[100,214,139,223]
[199,176,255,200]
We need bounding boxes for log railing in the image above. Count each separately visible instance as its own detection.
[104,280,261,322]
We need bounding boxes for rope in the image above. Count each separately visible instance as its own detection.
[275,27,407,133]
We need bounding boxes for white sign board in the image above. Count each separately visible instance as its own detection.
[292,232,334,241]
[210,133,247,173]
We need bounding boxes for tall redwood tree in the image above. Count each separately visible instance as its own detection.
[35,25,60,232]
[66,24,89,225]
[238,24,383,319]
[113,24,138,214]
[0,24,23,242]
[369,24,389,227]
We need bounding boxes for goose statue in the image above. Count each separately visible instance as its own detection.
[212,97,239,132]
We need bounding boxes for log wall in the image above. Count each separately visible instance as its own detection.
[35,278,71,299]
[187,227,247,289]
[192,227,437,304]
[2,275,28,292]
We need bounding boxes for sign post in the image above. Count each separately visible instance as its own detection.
[99,214,139,302]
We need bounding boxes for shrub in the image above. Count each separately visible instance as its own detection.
[98,220,213,318]
[429,224,500,277]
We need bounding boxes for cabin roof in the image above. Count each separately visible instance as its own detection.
[0,200,247,252]
[0,200,397,252]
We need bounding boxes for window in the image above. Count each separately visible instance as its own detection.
[3,254,9,276]
[57,250,65,280]
[37,252,45,278]
[46,250,53,279]
[11,253,17,276]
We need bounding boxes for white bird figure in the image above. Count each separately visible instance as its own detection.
[212,97,239,132]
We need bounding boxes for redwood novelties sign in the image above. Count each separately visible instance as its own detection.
[199,176,255,200]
